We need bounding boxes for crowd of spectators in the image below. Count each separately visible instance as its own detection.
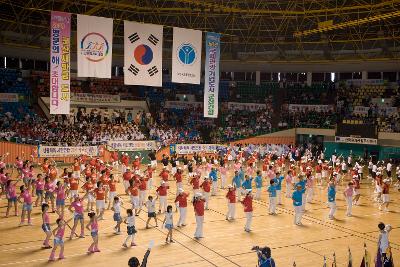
[278,109,337,129]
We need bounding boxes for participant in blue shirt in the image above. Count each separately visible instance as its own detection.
[242,175,253,190]
[267,183,277,198]
[209,169,218,182]
[255,173,263,189]
[232,171,242,188]
[292,188,303,206]
[328,183,336,202]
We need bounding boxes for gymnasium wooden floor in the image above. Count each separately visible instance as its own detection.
[0,165,399,267]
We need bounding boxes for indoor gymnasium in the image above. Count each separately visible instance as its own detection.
[0,1,399,266]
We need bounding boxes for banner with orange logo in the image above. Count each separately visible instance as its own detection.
[77,15,113,78]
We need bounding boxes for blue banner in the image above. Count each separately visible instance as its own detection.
[203,32,220,118]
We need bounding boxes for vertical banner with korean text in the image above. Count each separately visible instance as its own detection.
[124,21,163,87]
[203,32,220,118]
[171,27,202,84]
[50,11,71,114]
[77,15,113,78]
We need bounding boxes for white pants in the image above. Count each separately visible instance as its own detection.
[286,183,292,198]
[176,182,183,195]
[226,203,235,219]
[148,178,153,190]
[203,192,210,209]
[306,188,313,203]
[211,181,218,195]
[276,189,282,204]
[245,212,253,230]
[345,196,352,215]
[269,197,276,214]
[178,207,187,226]
[73,171,80,178]
[301,193,306,211]
[221,174,226,188]
[255,188,262,199]
[194,215,204,238]
[294,205,303,224]
[123,180,130,191]
[130,196,139,209]
[121,165,127,174]
[159,196,167,212]
[151,160,157,168]
[328,201,336,218]
[235,188,242,199]
[139,190,147,208]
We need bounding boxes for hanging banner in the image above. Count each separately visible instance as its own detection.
[77,15,113,78]
[71,93,120,103]
[288,104,334,113]
[171,144,227,155]
[0,93,19,102]
[203,32,220,118]
[50,11,71,115]
[171,27,202,84]
[124,21,163,87]
[38,145,98,157]
[164,101,203,109]
[335,136,378,145]
[227,102,266,111]
[107,140,157,151]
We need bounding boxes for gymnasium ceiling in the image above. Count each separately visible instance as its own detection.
[0,0,400,62]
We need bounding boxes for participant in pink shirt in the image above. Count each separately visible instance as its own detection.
[18,184,33,225]
[343,182,354,217]
[219,165,227,189]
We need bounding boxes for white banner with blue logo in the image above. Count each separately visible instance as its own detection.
[124,21,163,87]
[171,27,202,84]
[203,32,220,118]
[77,15,113,78]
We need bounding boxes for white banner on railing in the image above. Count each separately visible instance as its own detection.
[170,144,226,155]
[164,101,203,109]
[335,136,378,145]
[71,93,120,103]
[107,141,157,151]
[227,102,267,111]
[353,106,398,116]
[288,104,334,113]
[38,145,99,157]
[0,93,18,102]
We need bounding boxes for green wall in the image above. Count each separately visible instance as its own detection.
[324,142,400,160]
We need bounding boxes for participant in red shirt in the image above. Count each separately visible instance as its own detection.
[174,168,184,195]
[123,167,133,191]
[132,156,141,170]
[241,190,253,232]
[156,181,168,213]
[94,181,106,219]
[193,192,205,239]
[82,177,95,211]
[225,185,236,221]
[190,175,200,194]
[200,177,211,209]
[145,164,154,190]
[159,167,170,183]
[126,179,140,214]
[107,174,117,210]
[175,188,189,227]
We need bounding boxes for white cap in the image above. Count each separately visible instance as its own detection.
[126,167,131,170]
[227,184,233,188]
[204,176,209,179]
[161,181,166,185]
[306,166,311,170]
[135,156,139,159]
[318,160,322,164]
[163,166,167,169]
[246,189,252,194]
[383,179,390,183]
[178,188,184,193]
[333,172,337,175]
[353,175,358,178]
[178,167,182,170]
[195,192,202,197]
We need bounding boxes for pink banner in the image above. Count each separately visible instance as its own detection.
[50,11,71,114]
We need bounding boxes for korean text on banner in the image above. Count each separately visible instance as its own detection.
[107,141,157,151]
[174,144,226,154]
[50,11,71,115]
[204,32,220,118]
[171,27,202,84]
[38,145,98,157]
[77,15,113,78]
[124,21,163,87]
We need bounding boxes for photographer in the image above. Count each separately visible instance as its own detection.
[252,246,275,267]
[128,241,153,267]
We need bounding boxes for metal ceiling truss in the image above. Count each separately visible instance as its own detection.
[0,0,399,61]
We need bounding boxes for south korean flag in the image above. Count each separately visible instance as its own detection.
[124,21,163,86]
